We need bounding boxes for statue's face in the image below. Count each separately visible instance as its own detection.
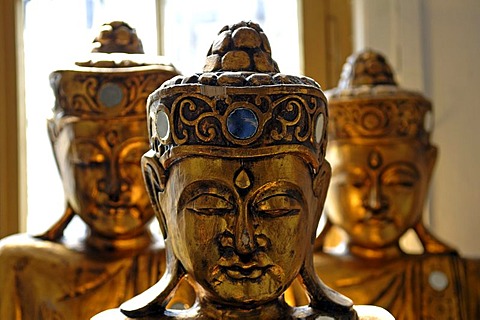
[159,154,320,305]
[326,141,434,248]
[51,118,154,237]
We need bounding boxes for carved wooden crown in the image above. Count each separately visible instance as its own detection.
[49,21,178,120]
[326,49,433,144]
[147,21,328,170]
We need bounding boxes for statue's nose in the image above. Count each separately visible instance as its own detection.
[97,161,129,203]
[364,180,389,214]
[234,204,256,255]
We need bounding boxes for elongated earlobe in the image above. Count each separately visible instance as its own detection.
[299,246,356,317]
[120,242,187,317]
[47,118,63,178]
[425,145,438,184]
[313,161,331,199]
[142,150,168,239]
[312,161,331,242]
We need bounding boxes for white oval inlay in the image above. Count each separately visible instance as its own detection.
[428,270,448,291]
[315,113,325,143]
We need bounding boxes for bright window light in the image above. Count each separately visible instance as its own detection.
[24,0,300,235]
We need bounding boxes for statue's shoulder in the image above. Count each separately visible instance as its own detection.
[353,305,395,320]
[91,309,127,320]
[0,233,49,258]
[91,308,171,320]
[91,307,395,320]
[0,232,83,267]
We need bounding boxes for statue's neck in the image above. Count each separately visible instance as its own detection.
[323,226,404,260]
[346,242,404,260]
[85,229,153,253]
[197,296,292,319]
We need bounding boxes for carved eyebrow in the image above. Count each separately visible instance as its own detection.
[118,139,150,163]
[381,163,419,183]
[252,181,304,205]
[382,163,419,177]
[331,167,368,183]
[255,191,302,203]
[69,140,106,164]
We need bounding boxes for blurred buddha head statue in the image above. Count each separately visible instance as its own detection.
[322,49,453,257]
[46,21,179,250]
[311,50,477,320]
[115,21,357,319]
[0,21,181,320]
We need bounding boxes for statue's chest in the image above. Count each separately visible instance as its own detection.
[316,254,469,319]
[15,250,162,320]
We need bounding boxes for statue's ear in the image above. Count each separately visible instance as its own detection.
[121,240,188,317]
[142,150,168,239]
[312,161,332,242]
[414,145,456,254]
[425,145,438,183]
[47,118,62,177]
[299,242,357,317]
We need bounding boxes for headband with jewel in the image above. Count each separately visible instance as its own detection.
[49,21,179,121]
[147,21,327,172]
[325,49,433,145]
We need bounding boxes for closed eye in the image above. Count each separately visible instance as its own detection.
[186,194,234,216]
[382,165,418,188]
[333,168,368,189]
[255,194,302,218]
[70,142,106,165]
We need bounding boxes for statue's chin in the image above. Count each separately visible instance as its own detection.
[202,268,288,307]
[81,205,150,238]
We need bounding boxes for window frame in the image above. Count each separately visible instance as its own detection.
[0,0,26,238]
[0,0,351,237]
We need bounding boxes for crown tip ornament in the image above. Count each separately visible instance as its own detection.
[146,21,327,172]
[337,48,397,89]
[49,21,179,121]
[203,21,279,73]
[91,21,144,54]
[326,49,433,144]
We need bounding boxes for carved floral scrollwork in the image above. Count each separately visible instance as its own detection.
[163,90,323,150]
[268,95,314,143]
[328,98,430,142]
[52,72,174,119]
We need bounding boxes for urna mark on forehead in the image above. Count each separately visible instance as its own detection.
[145,21,329,174]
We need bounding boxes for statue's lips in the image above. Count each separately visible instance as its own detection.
[95,205,138,216]
[222,264,271,280]
[216,252,277,280]
[360,216,394,226]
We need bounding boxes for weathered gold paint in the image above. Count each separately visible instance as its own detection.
[0,21,180,320]
[314,49,480,319]
[93,21,393,320]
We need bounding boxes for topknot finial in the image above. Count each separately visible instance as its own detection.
[49,21,178,120]
[91,21,144,54]
[203,21,279,73]
[326,49,433,144]
[147,21,327,171]
[338,49,396,89]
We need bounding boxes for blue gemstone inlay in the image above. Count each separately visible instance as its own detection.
[226,108,258,140]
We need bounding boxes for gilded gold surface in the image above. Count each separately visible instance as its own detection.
[314,49,480,319]
[93,21,392,320]
[0,21,179,319]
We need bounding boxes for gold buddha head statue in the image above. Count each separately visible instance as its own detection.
[323,49,448,255]
[45,21,179,246]
[121,21,356,318]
